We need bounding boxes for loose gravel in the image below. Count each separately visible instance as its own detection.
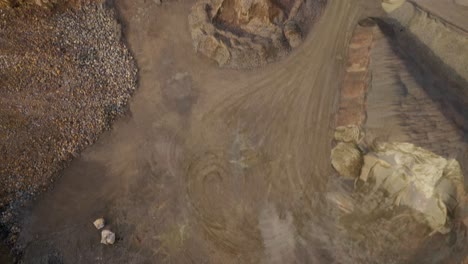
[0,2,137,247]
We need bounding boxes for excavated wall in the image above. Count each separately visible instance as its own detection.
[383,1,468,130]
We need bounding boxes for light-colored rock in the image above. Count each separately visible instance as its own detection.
[331,142,363,178]
[334,125,363,143]
[381,0,406,13]
[283,21,302,48]
[359,142,465,234]
[93,218,105,230]
[101,230,115,245]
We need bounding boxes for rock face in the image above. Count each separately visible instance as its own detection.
[188,0,326,68]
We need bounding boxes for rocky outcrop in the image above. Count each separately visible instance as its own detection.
[188,0,326,68]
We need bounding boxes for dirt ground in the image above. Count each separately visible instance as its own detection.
[14,0,369,262]
[2,0,467,263]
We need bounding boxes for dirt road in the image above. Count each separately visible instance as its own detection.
[15,0,464,263]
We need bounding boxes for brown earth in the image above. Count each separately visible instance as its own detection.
[0,0,467,263]
[13,0,374,262]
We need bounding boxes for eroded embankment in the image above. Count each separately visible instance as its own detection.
[382,1,468,131]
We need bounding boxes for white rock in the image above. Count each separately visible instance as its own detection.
[93,218,105,230]
[101,230,116,245]
[381,0,406,13]
[359,142,465,234]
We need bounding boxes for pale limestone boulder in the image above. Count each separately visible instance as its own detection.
[359,142,465,234]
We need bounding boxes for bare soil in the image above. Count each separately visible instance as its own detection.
[1,0,467,263]
[15,0,368,262]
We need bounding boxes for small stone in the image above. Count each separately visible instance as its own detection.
[93,218,105,229]
[101,230,115,245]
[153,0,162,5]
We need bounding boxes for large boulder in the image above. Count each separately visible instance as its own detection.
[331,142,363,179]
[358,142,465,234]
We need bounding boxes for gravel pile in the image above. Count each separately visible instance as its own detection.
[0,2,137,246]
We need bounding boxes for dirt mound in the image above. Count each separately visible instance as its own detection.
[0,2,137,245]
[188,0,326,68]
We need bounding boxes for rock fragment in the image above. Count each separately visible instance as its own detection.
[334,125,363,143]
[331,142,363,178]
[101,230,115,245]
[93,218,105,230]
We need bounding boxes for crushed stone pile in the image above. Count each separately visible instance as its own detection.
[0,2,137,244]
